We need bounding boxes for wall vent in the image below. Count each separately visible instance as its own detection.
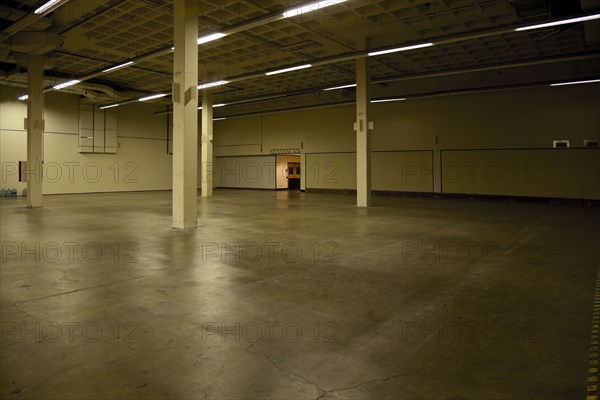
[271,148,301,155]
[553,139,570,148]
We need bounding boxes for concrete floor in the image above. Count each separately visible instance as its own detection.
[1,190,598,399]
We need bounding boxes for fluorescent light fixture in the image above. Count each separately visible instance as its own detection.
[324,83,356,91]
[516,13,600,31]
[197,32,226,45]
[371,98,406,103]
[283,0,346,18]
[18,94,28,101]
[100,104,120,109]
[368,42,434,57]
[53,80,80,90]
[213,117,226,121]
[198,103,227,110]
[550,79,600,87]
[265,64,312,76]
[139,93,167,102]
[34,0,66,15]
[198,80,229,90]
[102,61,134,73]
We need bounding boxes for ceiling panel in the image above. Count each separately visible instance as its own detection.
[0,0,598,110]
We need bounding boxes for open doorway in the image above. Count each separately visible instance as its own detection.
[276,155,301,190]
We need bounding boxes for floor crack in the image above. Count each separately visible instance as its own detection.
[314,371,411,399]
[245,345,326,398]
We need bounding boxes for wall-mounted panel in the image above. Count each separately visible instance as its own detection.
[441,148,600,200]
[305,152,356,190]
[214,155,277,189]
[372,151,434,193]
[78,103,117,153]
[305,151,435,193]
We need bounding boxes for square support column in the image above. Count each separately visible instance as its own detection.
[201,91,213,197]
[172,0,198,228]
[26,55,44,208]
[356,42,372,207]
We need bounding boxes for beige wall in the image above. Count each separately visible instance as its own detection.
[441,149,600,199]
[372,151,434,193]
[216,85,600,200]
[214,155,277,189]
[2,84,599,199]
[0,91,173,194]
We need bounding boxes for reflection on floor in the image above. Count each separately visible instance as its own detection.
[1,190,598,399]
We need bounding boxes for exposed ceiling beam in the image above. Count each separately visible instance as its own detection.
[152,51,600,116]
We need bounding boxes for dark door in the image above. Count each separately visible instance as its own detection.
[287,162,301,190]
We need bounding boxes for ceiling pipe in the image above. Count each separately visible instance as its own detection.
[25,6,598,106]
[212,77,600,120]
[151,51,600,117]
[2,76,126,102]
[108,12,600,109]
[371,52,600,85]
[0,5,52,32]
[0,1,71,42]
[72,0,312,83]
[93,8,600,100]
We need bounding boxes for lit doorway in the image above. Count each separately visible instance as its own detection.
[276,155,301,190]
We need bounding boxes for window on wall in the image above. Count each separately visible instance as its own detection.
[78,103,117,153]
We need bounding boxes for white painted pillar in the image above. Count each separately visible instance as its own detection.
[201,91,213,197]
[172,0,198,228]
[300,152,306,191]
[26,55,44,208]
[356,40,372,207]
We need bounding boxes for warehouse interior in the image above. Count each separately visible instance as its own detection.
[1,0,599,399]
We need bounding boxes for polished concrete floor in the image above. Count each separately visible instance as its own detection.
[1,190,599,399]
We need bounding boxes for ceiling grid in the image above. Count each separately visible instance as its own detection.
[0,0,598,113]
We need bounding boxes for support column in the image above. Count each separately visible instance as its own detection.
[356,40,372,207]
[26,55,44,208]
[172,0,198,228]
[300,152,306,192]
[201,91,213,197]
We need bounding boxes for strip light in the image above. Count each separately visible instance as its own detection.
[368,42,434,57]
[53,80,80,90]
[213,117,227,121]
[18,94,28,101]
[550,79,600,87]
[371,98,406,103]
[100,104,120,109]
[283,0,346,18]
[198,80,229,90]
[198,103,226,110]
[103,61,134,73]
[516,13,600,31]
[198,32,226,45]
[265,64,312,76]
[139,93,167,102]
[34,0,67,15]
[324,83,356,91]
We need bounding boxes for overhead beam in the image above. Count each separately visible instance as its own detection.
[97,8,600,109]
